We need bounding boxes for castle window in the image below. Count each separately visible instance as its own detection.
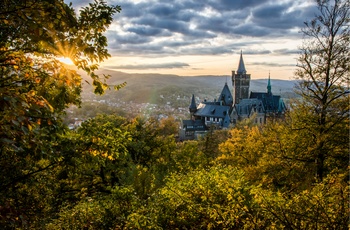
[185,131,194,136]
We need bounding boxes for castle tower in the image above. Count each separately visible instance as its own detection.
[232,51,251,104]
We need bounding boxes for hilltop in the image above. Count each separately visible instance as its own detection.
[82,69,298,105]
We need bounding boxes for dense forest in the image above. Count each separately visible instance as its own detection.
[0,0,349,229]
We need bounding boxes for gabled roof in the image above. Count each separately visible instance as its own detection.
[249,92,285,113]
[222,112,231,128]
[195,103,231,118]
[234,98,265,116]
[219,83,233,106]
[237,51,247,74]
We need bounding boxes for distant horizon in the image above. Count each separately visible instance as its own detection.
[99,67,298,81]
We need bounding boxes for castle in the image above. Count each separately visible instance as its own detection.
[179,52,286,141]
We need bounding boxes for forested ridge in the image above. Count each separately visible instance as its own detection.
[0,0,349,229]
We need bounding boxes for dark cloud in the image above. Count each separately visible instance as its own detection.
[148,3,177,17]
[110,62,190,70]
[252,3,302,30]
[106,32,151,45]
[212,0,266,10]
[70,0,316,57]
[127,26,166,36]
[241,50,272,55]
[232,24,271,37]
[250,62,296,67]
[273,49,300,55]
[179,46,233,55]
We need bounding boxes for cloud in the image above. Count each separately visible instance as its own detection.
[212,0,266,11]
[70,0,316,58]
[273,49,300,55]
[250,62,296,67]
[127,26,166,36]
[109,62,190,70]
[252,3,301,30]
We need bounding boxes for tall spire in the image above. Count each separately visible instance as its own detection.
[267,71,272,95]
[189,94,197,113]
[237,50,246,74]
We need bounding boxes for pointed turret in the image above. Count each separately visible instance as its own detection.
[267,72,272,96]
[189,94,197,113]
[237,50,246,74]
[219,83,233,106]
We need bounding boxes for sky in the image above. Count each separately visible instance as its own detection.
[68,0,318,80]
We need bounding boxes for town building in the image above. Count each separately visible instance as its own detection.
[179,52,286,141]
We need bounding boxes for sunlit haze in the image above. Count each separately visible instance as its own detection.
[57,57,74,65]
[68,0,317,80]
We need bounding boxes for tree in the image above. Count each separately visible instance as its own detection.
[217,123,316,192]
[294,0,349,181]
[125,166,265,229]
[0,0,121,227]
[253,172,349,229]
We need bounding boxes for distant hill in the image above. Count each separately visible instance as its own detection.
[82,69,298,105]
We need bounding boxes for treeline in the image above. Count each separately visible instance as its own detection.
[1,113,348,229]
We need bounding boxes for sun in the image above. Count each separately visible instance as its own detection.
[57,57,74,65]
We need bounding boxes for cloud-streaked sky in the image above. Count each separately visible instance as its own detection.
[69,0,317,79]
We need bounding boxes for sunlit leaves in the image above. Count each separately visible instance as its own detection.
[252,172,349,229]
[128,166,263,229]
[0,0,121,227]
[77,114,132,161]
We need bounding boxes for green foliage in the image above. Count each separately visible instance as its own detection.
[173,140,207,172]
[0,0,121,227]
[55,115,132,201]
[46,186,138,230]
[0,0,348,228]
[253,172,349,229]
[199,129,230,160]
[127,166,265,229]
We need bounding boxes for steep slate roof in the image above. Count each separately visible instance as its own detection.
[222,112,231,128]
[189,94,197,112]
[234,98,265,116]
[237,51,246,74]
[195,103,231,118]
[219,83,233,106]
[249,92,285,113]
